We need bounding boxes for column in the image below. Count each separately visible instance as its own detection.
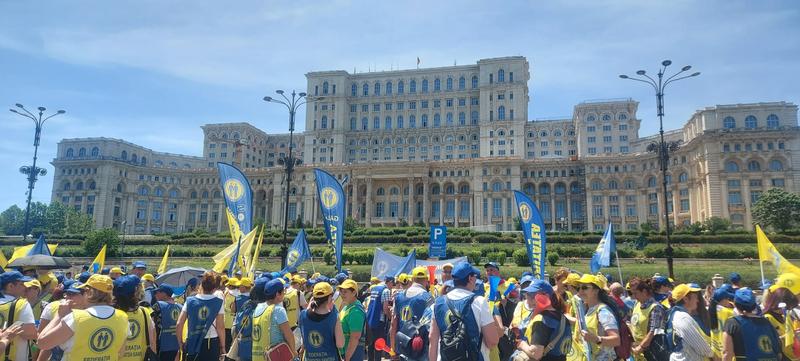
[586,192,594,231]
[474,193,481,229]
[350,178,358,219]
[501,197,508,230]
[407,178,414,223]
[439,198,444,225]
[365,179,373,227]
[216,203,224,233]
[422,181,429,225]
[566,195,572,232]
[145,200,152,234]
[453,197,459,225]
[549,192,556,229]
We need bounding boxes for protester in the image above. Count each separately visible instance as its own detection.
[338,279,365,361]
[576,274,621,361]
[390,267,433,355]
[512,275,536,333]
[728,273,742,290]
[760,285,798,361]
[0,271,38,361]
[23,279,43,320]
[176,271,225,361]
[109,267,124,280]
[708,283,735,354]
[222,277,239,353]
[366,275,394,361]
[627,277,668,361]
[666,283,715,361]
[233,277,266,361]
[113,275,157,361]
[299,282,344,361]
[142,273,156,306]
[252,278,294,360]
[723,287,781,361]
[285,275,307,329]
[494,280,518,361]
[151,285,182,361]
[515,279,571,361]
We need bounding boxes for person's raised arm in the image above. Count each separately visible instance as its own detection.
[428,316,440,361]
[175,310,187,358]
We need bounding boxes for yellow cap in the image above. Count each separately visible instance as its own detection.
[142,274,155,282]
[397,273,409,283]
[239,278,253,288]
[671,283,702,302]
[24,279,42,289]
[337,279,358,291]
[77,274,114,294]
[507,277,518,284]
[313,282,333,298]
[292,275,304,284]
[596,274,609,290]
[412,266,428,279]
[578,274,605,289]
[770,273,800,294]
[311,272,321,279]
[110,267,124,275]
[226,278,241,287]
[370,277,380,284]
[565,273,581,287]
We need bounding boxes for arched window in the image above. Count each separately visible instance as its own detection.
[471,111,479,125]
[431,185,440,195]
[66,148,74,158]
[120,150,127,160]
[422,79,429,93]
[608,180,618,190]
[390,187,399,195]
[410,80,416,93]
[770,159,784,171]
[385,116,392,130]
[618,113,628,120]
[350,118,357,130]
[446,77,453,90]
[459,112,466,125]
[767,114,779,129]
[747,160,761,171]
[213,190,221,198]
[409,115,416,128]
[374,82,381,96]
[351,83,357,96]
[398,81,404,94]
[725,161,739,172]
[434,78,441,91]
[602,114,611,121]
[459,76,465,90]
[679,172,688,182]
[421,114,428,127]
[498,106,505,120]
[169,189,179,198]
[138,186,149,196]
[190,191,197,199]
[498,69,505,82]
[446,185,455,194]
[79,148,87,157]
[397,115,404,129]
[91,147,100,157]
[524,183,535,195]
[140,156,147,165]
[321,116,328,129]
[322,81,329,95]
[373,116,380,129]
[555,183,566,194]
[362,83,369,96]
[624,179,634,189]
[386,81,392,95]
[76,181,84,190]
[591,180,602,190]
[63,182,71,191]
[446,113,453,126]
[460,184,470,193]
[472,75,478,89]
[87,181,95,190]
[723,116,736,129]
[116,183,123,192]
[202,190,209,199]
[648,176,657,187]
[586,115,596,122]
[376,187,385,196]
[361,117,368,130]
[492,182,503,192]
[433,114,441,127]
[539,184,551,195]
[155,187,164,197]
[745,115,757,128]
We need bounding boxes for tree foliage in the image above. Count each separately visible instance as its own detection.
[83,228,120,257]
[702,217,731,235]
[753,188,800,232]
[0,202,94,236]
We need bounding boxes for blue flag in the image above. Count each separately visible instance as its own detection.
[394,249,417,277]
[27,234,52,256]
[217,162,253,235]
[513,191,546,279]
[227,235,242,276]
[371,248,406,279]
[590,223,616,274]
[314,168,345,272]
[283,229,311,273]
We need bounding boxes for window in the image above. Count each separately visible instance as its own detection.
[386,81,392,95]
[723,116,736,129]
[648,177,657,187]
[374,117,380,129]
[728,191,742,205]
[410,80,416,93]
[409,115,416,128]
[397,116,404,129]
[321,116,327,129]
[725,161,739,172]
[422,79,429,93]
[747,160,761,171]
[91,147,99,157]
[770,159,784,171]
[446,77,453,90]
[350,118,357,130]
[458,112,466,125]
[498,106,505,120]
[745,115,757,128]
[472,75,478,89]
[679,172,688,182]
[351,83,357,96]
[374,82,381,95]
[772,178,785,187]
[498,69,505,82]
[361,117,368,130]
[471,111,479,124]
[398,81,404,94]
[385,116,392,130]
[362,83,368,96]
[434,78,441,91]
[767,114,779,128]
[434,114,441,127]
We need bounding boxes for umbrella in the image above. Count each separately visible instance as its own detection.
[155,266,206,286]
[7,255,71,269]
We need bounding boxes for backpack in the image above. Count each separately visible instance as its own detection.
[440,295,479,361]
[614,316,634,359]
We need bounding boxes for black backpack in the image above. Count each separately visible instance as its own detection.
[440,295,479,361]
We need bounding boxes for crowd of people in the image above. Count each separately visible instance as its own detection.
[0,260,797,361]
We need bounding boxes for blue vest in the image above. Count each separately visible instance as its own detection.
[233,302,255,361]
[299,308,340,361]
[366,285,386,329]
[434,294,482,361]
[733,316,780,360]
[157,301,182,352]
[185,296,223,355]
[235,294,250,314]
[534,313,572,358]
[665,305,685,352]
[394,289,432,330]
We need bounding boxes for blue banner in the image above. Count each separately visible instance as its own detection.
[371,248,416,280]
[217,163,253,235]
[314,168,345,272]
[513,190,546,279]
[429,226,447,258]
[283,229,311,273]
[590,223,616,274]
[394,249,417,277]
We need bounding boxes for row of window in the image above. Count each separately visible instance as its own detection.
[587,124,628,132]
[343,70,514,97]
[347,112,481,130]
[723,141,784,152]
[722,114,780,129]
[724,159,785,172]
[347,97,481,113]
[585,113,629,122]
[349,134,478,146]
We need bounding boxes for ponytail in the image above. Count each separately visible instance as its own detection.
[597,289,623,329]
[310,295,331,313]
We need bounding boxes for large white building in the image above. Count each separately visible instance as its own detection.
[50,56,799,234]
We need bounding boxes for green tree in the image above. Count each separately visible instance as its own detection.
[0,205,24,235]
[702,217,731,235]
[64,206,94,234]
[83,228,120,257]
[753,188,800,232]
[344,217,359,231]
[44,202,68,234]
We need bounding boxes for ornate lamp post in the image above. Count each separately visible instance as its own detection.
[9,104,66,240]
[620,60,700,279]
[263,90,322,268]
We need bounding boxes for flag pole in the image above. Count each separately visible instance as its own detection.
[615,250,626,297]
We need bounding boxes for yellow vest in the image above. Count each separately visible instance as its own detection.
[631,301,657,343]
[711,305,734,356]
[284,289,300,328]
[121,308,148,361]
[583,304,610,360]
[766,312,800,361]
[224,293,236,329]
[31,300,42,320]
[566,297,585,361]
[251,304,275,360]
[0,298,29,361]
[67,308,129,361]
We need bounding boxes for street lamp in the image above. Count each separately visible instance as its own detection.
[9,104,66,240]
[620,60,700,279]
[121,220,127,258]
[263,90,323,268]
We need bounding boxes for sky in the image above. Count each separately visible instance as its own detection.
[1,1,799,210]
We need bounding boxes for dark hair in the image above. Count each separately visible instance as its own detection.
[114,285,142,312]
[310,295,331,313]
[201,272,218,294]
[677,291,711,331]
[266,288,284,302]
[549,292,566,314]
[628,277,654,295]
[453,277,469,287]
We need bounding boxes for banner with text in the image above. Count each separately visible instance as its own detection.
[513,190,546,279]
[429,226,447,258]
[314,168,345,272]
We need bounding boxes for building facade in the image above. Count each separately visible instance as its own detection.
[50,56,799,234]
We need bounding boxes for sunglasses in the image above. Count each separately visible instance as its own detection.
[578,285,595,290]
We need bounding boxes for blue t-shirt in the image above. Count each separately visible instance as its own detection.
[269,305,289,346]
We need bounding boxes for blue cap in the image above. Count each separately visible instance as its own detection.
[112,275,141,297]
[335,273,348,284]
[521,271,533,278]
[384,275,395,282]
[688,282,701,289]
[153,284,174,297]
[519,275,534,286]
[65,281,83,294]
[56,275,65,284]
[484,262,500,270]
[252,277,269,300]
[452,262,481,280]
[0,271,33,289]
[317,275,330,284]
[101,267,110,275]
[270,272,281,279]
[328,279,339,286]
[187,277,199,288]
[473,279,486,296]
[713,284,735,302]
[306,278,318,288]
[729,272,741,283]
[78,272,91,283]
[264,279,285,297]
[522,279,554,296]
[653,276,672,287]
[132,261,147,269]
[734,287,757,311]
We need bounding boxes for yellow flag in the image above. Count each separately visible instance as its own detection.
[0,250,8,269]
[212,241,240,273]
[158,246,170,274]
[8,244,58,264]
[226,209,242,244]
[237,228,258,271]
[90,245,107,274]
[248,226,265,278]
[756,225,800,276]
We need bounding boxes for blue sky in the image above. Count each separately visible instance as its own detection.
[1,1,798,210]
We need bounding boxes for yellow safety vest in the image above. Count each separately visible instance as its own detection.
[251,304,275,360]
[224,293,236,329]
[584,304,611,360]
[66,308,129,361]
[711,305,734,357]
[121,308,148,361]
[566,297,585,361]
[631,301,658,343]
[765,312,800,361]
[284,289,300,328]
[0,298,29,361]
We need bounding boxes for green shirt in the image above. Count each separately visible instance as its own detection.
[339,300,366,353]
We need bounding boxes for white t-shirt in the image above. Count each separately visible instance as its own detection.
[181,294,225,338]
[39,300,60,321]
[62,305,118,354]
[434,288,494,361]
[0,295,35,361]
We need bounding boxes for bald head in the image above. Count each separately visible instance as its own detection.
[610,282,624,297]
